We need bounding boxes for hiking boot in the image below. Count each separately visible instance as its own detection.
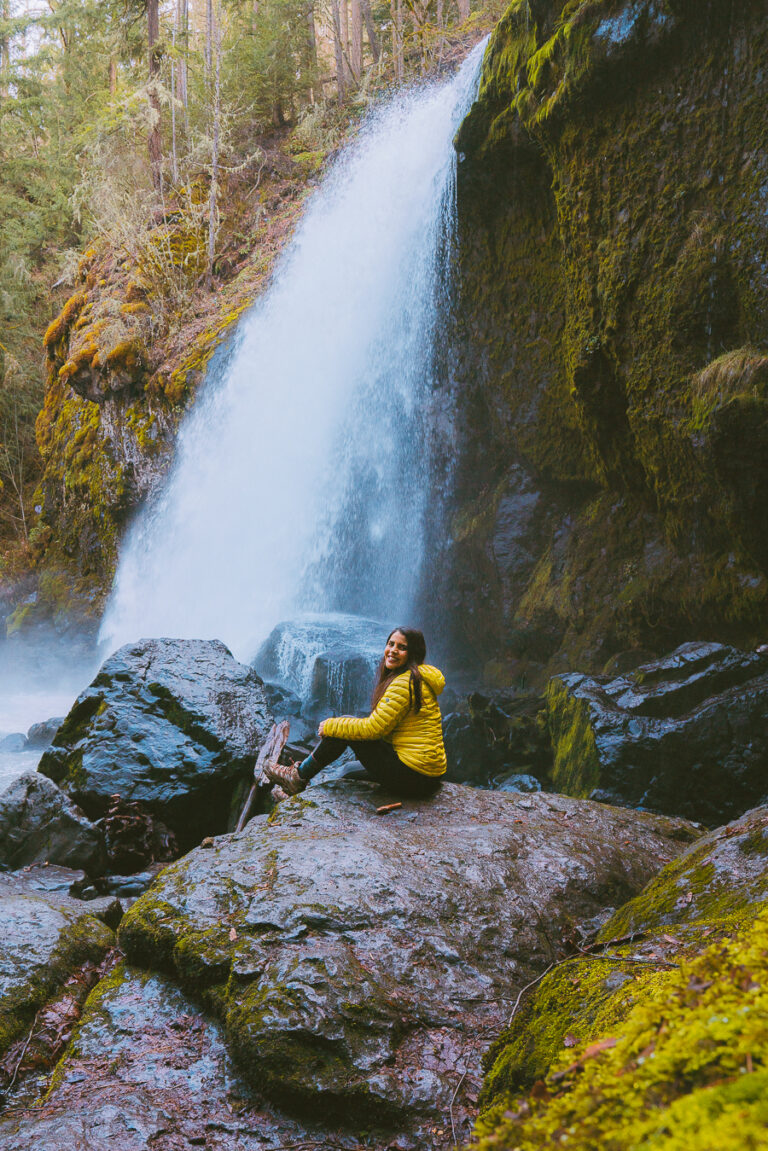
[264,761,306,796]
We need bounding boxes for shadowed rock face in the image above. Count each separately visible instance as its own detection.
[38,638,273,849]
[439,0,768,681]
[546,642,768,823]
[118,781,698,1141]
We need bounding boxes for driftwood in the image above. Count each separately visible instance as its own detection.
[235,720,291,833]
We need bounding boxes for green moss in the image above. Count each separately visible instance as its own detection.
[474,906,768,1150]
[545,676,600,796]
[0,911,114,1058]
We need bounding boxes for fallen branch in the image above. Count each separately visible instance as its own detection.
[235,720,290,832]
[375,802,402,815]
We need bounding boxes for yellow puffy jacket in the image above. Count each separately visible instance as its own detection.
[321,664,447,777]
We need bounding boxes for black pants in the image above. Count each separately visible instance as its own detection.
[304,736,442,799]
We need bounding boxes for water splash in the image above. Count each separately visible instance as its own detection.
[100,42,486,661]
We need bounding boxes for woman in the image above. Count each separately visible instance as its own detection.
[265,627,447,798]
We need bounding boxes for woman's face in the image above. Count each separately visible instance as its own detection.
[384,630,409,671]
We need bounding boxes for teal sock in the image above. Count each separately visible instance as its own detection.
[298,754,321,781]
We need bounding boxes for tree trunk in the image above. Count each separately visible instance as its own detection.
[306,2,318,102]
[205,0,221,292]
[147,0,162,192]
[458,0,470,20]
[1,0,11,97]
[349,0,362,82]
[205,0,213,80]
[330,0,346,103]
[360,0,379,64]
[109,55,117,95]
[391,0,403,83]
[176,0,188,112]
[340,0,349,81]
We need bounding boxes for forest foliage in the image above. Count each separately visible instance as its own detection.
[0,0,494,554]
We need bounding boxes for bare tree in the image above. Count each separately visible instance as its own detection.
[360,0,379,64]
[147,0,162,191]
[458,0,470,20]
[205,0,221,291]
[331,0,346,103]
[349,0,362,82]
[390,0,403,83]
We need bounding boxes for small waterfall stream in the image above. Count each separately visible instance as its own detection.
[100,43,486,666]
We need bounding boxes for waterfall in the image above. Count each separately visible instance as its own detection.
[100,42,486,663]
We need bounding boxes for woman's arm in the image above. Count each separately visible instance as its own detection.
[321,674,411,741]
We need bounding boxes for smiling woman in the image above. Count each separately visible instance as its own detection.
[265,627,448,799]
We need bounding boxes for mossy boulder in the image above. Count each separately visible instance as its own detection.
[474,800,768,1150]
[545,641,768,823]
[118,780,696,1140]
[444,0,768,680]
[0,873,114,1059]
[38,638,273,849]
[0,962,315,1149]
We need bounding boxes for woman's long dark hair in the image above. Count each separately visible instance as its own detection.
[371,627,427,713]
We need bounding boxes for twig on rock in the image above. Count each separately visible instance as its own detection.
[449,1068,468,1145]
[5,1012,40,1096]
[375,802,402,815]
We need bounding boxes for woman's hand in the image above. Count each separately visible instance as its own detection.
[317,720,326,737]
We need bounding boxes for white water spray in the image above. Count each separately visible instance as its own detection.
[101,43,486,661]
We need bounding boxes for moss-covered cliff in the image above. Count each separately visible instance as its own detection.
[448,0,768,682]
[17,157,312,634]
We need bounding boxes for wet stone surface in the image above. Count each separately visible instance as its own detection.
[0,963,348,1151]
[38,638,273,848]
[118,780,698,1141]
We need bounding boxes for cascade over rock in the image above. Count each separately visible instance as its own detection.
[445,0,768,682]
[37,638,272,848]
[117,781,697,1141]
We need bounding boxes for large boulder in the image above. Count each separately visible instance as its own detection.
[546,642,768,824]
[474,802,768,1151]
[0,871,115,1057]
[0,964,314,1150]
[38,638,273,848]
[119,780,697,1142]
[0,771,105,873]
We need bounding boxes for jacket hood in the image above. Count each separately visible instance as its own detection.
[419,664,445,695]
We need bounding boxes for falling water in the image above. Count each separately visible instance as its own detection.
[100,42,486,662]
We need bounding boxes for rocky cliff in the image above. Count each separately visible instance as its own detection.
[446,0,768,683]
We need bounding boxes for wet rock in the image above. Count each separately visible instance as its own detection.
[38,638,273,848]
[119,781,697,1136]
[0,963,349,1150]
[443,693,551,787]
[25,716,65,749]
[254,612,387,717]
[0,771,106,873]
[0,733,28,752]
[547,642,768,824]
[0,872,114,1056]
[493,771,542,793]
